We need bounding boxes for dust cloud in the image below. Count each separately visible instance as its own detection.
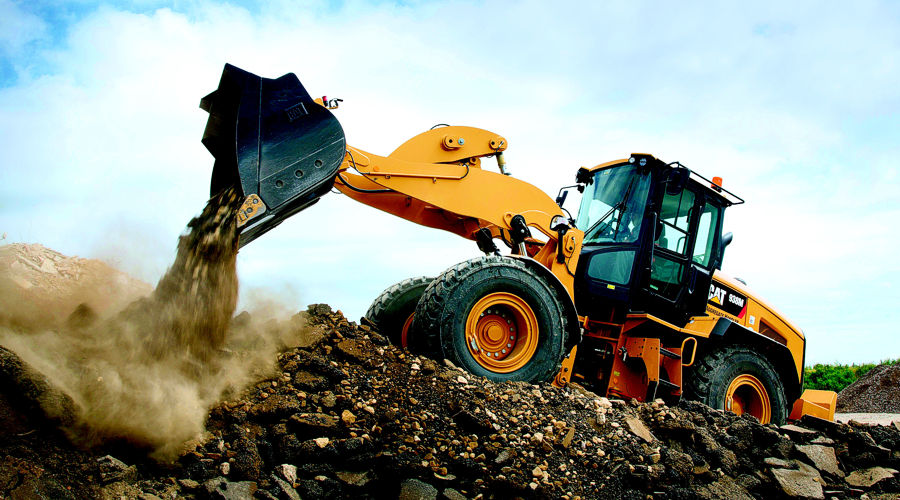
[0,189,310,459]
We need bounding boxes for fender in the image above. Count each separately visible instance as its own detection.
[508,255,582,350]
[708,317,802,402]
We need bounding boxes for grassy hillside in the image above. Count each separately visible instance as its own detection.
[803,359,900,393]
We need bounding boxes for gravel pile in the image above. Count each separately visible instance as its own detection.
[837,364,900,413]
[2,304,899,499]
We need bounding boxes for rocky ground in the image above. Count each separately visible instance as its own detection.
[1,303,899,500]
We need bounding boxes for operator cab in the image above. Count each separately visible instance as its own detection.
[571,154,743,326]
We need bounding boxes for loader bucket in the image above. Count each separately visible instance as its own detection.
[200,63,346,247]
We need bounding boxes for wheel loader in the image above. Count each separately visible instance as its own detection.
[199,64,836,424]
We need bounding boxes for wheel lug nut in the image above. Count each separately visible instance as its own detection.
[501,349,507,354]
[507,343,512,348]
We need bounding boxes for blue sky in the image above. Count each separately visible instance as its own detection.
[1,0,898,364]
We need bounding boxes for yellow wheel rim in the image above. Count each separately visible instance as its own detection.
[465,292,539,373]
[400,313,415,348]
[725,374,771,424]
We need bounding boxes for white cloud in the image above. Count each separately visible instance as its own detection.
[0,1,897,363]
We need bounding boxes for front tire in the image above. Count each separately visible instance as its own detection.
[685,346,788,424]
[365,276,433,348]
[412,256,569,383]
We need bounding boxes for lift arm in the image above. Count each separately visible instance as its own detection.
[200,63,583,288]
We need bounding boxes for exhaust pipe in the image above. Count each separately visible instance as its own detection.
[200,64,346,247]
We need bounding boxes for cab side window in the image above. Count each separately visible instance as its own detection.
[655,189,695,254]
[692,202,722,267]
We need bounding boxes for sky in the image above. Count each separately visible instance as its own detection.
[0,0,897,364]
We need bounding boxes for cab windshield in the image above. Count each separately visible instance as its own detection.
[576,164,651,245]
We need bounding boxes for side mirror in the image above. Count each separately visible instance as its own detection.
[716,232,733,270]
[555,189,569,207]
[721,232,733,248]
[665,166,690,195]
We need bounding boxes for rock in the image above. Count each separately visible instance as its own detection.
[0,346,79,427]
[335,471,370,486]
[230,437,262,480]
[697,477,754,500]
[798,415,841,433]
[219,462,230,476]
[441,488,467,500]
[272,475,301,500]
[320,393,337,408]
[421,359,437,374]
[290,412,339,436]
[494,449,512,464]
[796,444,843,477]
[399,478,438,500]
[203,477,259,500]
[452,410,493,435]
[810,436,835,445]
[97,455,137,484]
[255,491,279,500]
[335,339,369,364]
[562,427,576,448]
[11,475,75,500]
[771,467,824,499]
[341,409,357,425]
[845,467,898,488]
[276,464,297,484]
[625,416,655,443]
[765,457,794,468]
[308,303,332,316]
[780,424,818,441]
[368,332,389,345]
[250,394,301,421]
[292,370,329,392]
[178,479,200,490]
[66,303,98,329]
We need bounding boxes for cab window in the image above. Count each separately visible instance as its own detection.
[692,202,722,267]
[655,189,695,254]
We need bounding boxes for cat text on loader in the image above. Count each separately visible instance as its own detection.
[199,64,836,424]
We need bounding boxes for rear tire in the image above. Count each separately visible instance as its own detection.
[412,256,568,383]
[685,346,788,424]
[365,276,433,348]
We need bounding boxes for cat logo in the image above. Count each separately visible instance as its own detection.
[708,282,748,318]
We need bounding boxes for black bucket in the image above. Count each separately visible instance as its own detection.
[200,63,346,247]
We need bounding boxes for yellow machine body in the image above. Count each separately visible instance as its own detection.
[199,64,833,424]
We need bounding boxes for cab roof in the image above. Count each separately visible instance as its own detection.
[580,154,744,207]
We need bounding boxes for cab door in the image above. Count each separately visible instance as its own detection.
[641,186,723,324]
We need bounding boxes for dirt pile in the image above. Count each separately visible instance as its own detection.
[837,364,900,414]
[3,304,898,499]
[0,189,311,458]
[0,242,152,330]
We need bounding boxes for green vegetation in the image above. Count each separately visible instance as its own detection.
[804,359,900,393]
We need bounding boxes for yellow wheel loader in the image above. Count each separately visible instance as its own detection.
[199,64,835,424]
